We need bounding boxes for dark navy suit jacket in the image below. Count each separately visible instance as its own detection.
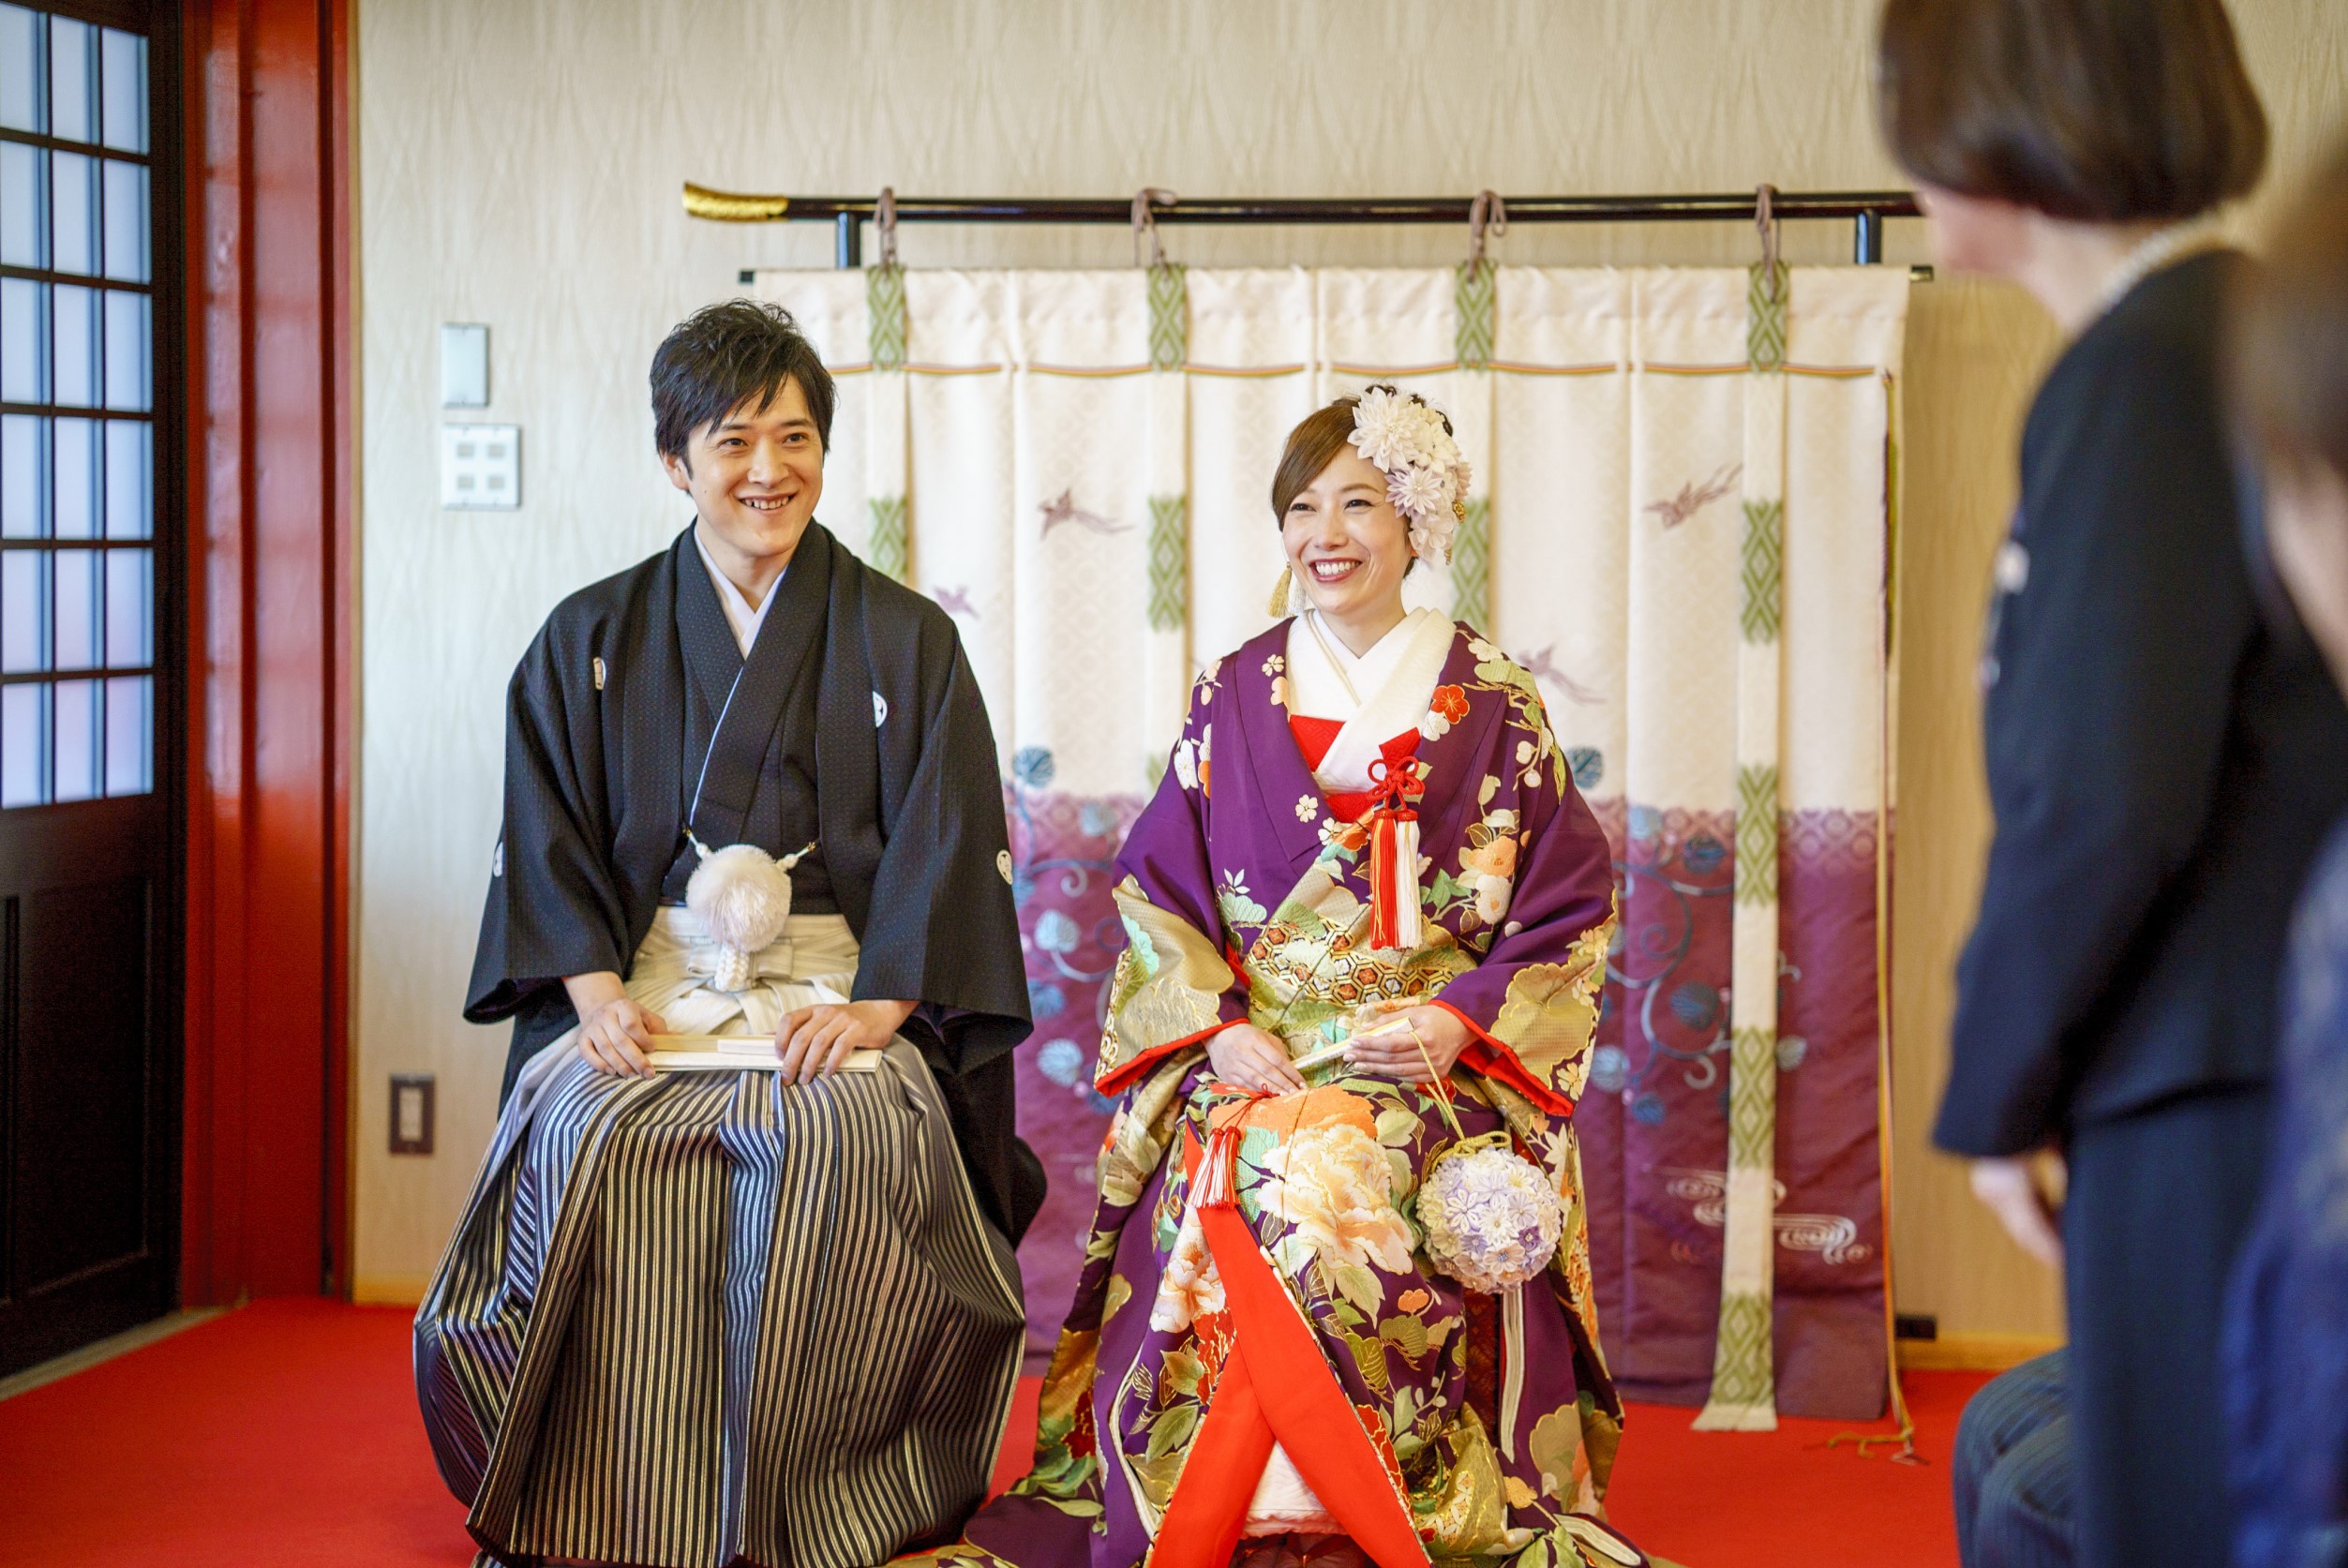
[1935,252,2348,1158]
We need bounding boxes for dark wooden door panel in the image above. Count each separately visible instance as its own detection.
[10,876,151,1295]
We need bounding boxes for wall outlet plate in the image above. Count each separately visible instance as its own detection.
[441,423,520,510]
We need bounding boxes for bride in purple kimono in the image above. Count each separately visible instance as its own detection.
[924,390,1645,1568]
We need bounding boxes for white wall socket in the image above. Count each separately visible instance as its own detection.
[440,423,521,511]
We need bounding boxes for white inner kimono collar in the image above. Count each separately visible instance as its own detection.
[694,527,781,656]
[1283,606,1453,792]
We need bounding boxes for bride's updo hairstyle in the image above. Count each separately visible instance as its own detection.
[1270,397,1365,520]
[1270,385,1458,535]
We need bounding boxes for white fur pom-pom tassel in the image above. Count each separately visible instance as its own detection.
[685,842,796,993]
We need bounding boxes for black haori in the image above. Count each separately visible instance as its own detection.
[462,523,1042,1241]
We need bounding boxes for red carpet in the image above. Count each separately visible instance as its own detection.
[0,1299,1983,1568]
[0,1299,471,1567]
[1603,1374,1989,1568]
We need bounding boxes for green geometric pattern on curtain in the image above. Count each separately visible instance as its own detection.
[867,263,907,371]
[1454,261,1498,370]
[1452,497,1492,631]
[1694,258,1791,1431]
[865,496,909,584]
[863,263,911,583]
[1146,497,1189,632]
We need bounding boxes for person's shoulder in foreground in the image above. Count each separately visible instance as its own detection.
[2221,127,2348,1568]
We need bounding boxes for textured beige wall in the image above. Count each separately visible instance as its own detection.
[350,0,2348,1335]
[1889,282,2069,1342]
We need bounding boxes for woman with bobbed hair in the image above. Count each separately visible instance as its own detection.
[2223,131,2348,1568]
[920,390,1645,1566]
[1877,2,2348,1565]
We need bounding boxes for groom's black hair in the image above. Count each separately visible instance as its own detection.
[651,298,837,468]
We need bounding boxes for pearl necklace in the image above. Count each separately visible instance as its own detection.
[2089,221,2223,323]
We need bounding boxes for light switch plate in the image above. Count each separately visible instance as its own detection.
[441,423,520,510]
[440,322,489,408]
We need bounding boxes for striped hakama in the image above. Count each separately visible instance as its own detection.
[417,910,1027,1568]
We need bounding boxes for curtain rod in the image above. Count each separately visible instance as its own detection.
[686,185,1922,269]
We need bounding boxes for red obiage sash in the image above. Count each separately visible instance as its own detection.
[1292,717,1427,948]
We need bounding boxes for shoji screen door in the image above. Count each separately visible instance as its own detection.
[0,0,179,1375]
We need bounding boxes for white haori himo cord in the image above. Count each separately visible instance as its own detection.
[682,655,816,995]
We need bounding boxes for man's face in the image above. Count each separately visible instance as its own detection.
[662,377,825,565]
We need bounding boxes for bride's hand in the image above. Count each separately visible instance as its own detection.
[1206,1023,1308,1095]
[1344,1005,1471,1083]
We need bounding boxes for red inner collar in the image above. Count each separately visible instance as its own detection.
[1288,715,1423,824]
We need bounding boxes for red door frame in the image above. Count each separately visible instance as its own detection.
[176,0,354,1306]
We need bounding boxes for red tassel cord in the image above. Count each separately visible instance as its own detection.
[1364,755,1426,950]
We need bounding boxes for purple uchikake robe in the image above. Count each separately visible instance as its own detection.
[932,620,1644,1568]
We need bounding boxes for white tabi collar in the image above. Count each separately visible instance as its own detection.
[693,528,781,657]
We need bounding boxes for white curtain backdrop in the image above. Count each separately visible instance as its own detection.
[755,262,1908,1421]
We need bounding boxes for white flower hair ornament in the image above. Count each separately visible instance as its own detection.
[1349,385,1473,566]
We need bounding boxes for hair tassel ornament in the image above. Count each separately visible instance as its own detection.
[1267,563,1296,618]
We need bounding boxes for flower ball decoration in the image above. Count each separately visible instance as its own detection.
[1416,1132,1565,1294]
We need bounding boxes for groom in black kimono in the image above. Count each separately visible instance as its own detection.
[424,301,1045,1568]
[463,299,1043,1244]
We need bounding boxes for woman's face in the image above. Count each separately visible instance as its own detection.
[2267,458,2348,699]
[1916,183,2034,279]
[1281,450,1413,623]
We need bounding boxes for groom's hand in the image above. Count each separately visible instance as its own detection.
[777,999,918,1083]
[566,971,666,1079]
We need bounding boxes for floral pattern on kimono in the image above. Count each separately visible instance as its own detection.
[949,622,1638,1568]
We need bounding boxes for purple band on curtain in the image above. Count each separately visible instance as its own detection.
[1001,783,1888,1418]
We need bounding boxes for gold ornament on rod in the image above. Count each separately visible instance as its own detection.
[682,183,793,222]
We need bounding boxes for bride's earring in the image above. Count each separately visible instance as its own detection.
[1267,563,1295,618]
